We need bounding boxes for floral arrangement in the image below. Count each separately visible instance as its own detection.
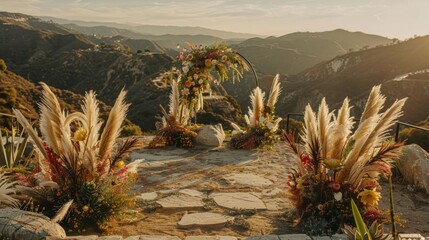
[13,83,141,231]
[285,85,406,236]
[230,74,282,149]
[176,43,249,112]
[149,80,197,148]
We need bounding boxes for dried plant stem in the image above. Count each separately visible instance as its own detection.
[389,174,398,240]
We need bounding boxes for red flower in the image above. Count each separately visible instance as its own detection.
[300,153,312,165]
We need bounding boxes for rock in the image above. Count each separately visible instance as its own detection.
[179,189,205,197]
[245,235,280,240]
[136,192,158,201]
[185,236,238,240]
[178,212,234,228]
[97,236,124,240]
[124,236,180,240]
[223,173,273,187]
[156,194,204,210]
[211,192,267,210]
[396,144,429,193]
[278,234,311,240]
[195,124,225,147]
[0,208,66,240]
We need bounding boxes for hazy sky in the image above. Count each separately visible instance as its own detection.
[1,0,428,39]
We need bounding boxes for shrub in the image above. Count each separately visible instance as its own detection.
[399,126,429,151]
[0,59,7,72]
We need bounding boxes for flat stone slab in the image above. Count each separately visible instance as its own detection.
[185,236,238,240]
[156,194,204,209]
[223,173,273,187]
[211,192,267,210]
[136,192,158,201]
[178,212,234,228]
[131,148,189,162]
[124,236,180,240]
[245,235,280,240]
[179,189,205,197]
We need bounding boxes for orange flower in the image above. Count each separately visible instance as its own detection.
[205,59,212,67]
[185,80,192,87]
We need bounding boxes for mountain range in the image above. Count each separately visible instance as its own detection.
[0,11,428,131]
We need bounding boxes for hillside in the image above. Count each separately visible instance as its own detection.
[0,12,94,67]
[278,35,429,124]
[63,23,224,50]
[234,29,392,75]
[0,12,244,130]
[40,16,263,40]
[0,65,141,135]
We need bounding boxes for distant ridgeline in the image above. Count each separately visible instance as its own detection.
[0,11,428,133]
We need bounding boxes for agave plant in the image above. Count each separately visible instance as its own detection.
[230,74,282,149]
[285,85,406,234]
[0,126,34,169]
[13,83,140,229]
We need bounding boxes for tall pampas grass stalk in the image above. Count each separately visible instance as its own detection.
[285,85,407,234]
[231,74,282,149]
[13,83,139,229]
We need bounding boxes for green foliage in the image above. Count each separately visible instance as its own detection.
[351,199,372,240]
[230,126,278,150]
[121,124,142,136]
[399,126,429,151]
[0,127,34,169]
[0,59,7,72]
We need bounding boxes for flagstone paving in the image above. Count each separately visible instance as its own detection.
[105,140,429,239]
[178,212,234,229]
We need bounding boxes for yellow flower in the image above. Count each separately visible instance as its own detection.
[82,205,89,212]
[324,158,341,170]
[116,160,125,169]
[358,188,381,206]
[73,128,87,142]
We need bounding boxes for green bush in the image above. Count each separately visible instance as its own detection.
[121,123,142,136]
[0,59,7,72]
[400,126,429,151]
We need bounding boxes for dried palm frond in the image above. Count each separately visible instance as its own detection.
[38,83,66,154]
[317,98,332,159]
[360,85,386,122]
[329,98,354,160]
[267,74,281,108]
[98,89,129,163]
[0,174,19,208]
[82,91,102,150]
[246,87,265,127]
[301,104,319,159]
[111,137,140,169]
[51,200,73,223]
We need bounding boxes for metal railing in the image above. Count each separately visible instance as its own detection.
[285,113,429,142]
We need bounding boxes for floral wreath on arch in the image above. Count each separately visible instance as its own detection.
[176,43,250,113]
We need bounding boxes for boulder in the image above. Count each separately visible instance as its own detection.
[195,124,225,147]
[396,144,429,193]
[0,208,66,240]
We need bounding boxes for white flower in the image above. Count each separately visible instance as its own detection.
[198,79,204,84]
[193,74,199,80]
[259,116,265,123]
[267,122,274,130]
[334,192,343,201]
[181,88,190,95]
[182,66,189,73]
